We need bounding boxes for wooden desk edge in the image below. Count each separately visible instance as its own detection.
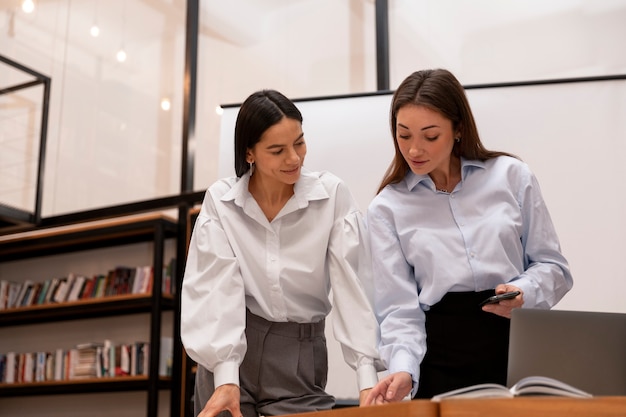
[439,396,626,417]
[281,397,626,417]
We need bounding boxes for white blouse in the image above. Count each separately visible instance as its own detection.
[181,169,382,392]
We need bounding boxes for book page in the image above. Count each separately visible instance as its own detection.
[511,376,593,398]
[431,383,514,401]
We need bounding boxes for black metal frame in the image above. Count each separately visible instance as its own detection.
[375,0,390,91]
[0,54,51,229]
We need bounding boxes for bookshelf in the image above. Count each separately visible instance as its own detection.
[0,213,181,417]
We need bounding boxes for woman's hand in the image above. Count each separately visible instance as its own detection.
[363,372,413,405]
[481,284,524,318]
[198,383,242,417]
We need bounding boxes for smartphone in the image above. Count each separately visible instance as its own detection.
[479,290,521,307]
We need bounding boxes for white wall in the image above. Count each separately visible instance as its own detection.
[218,78,626,399]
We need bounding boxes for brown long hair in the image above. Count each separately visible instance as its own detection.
[377,69,515,194]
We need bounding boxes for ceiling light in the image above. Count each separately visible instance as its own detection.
[22,0,35,13]
[116,49,127,62]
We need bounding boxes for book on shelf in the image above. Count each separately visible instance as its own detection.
[22,352,34,383]
[79,276,96,300]
[52,274,74,303]
[15,280,33,308]
[93,274,108,298]
[34,351,47,382]
[137,266,154,295]
[102,339,112,377]
[3,352,16,383]
[1,339,159,384]
[43,278,61,304]
[159,336,173,377]
[130,266,152,295]
[130,341,149,376]
[72,342,104,379]
[0,259,177,312]
[45,351,55,381]
[53,348,64,381]
[7,282,21,308]
[120,344,131,376]
[36,279,51,305]
[105,267,133,297]
[0,280,12,310]
[431,375,593,401]
[25,282,41,306]
[66,275,87,302]
[163,257,176,295]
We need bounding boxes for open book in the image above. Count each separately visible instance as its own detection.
[431,376,593,401]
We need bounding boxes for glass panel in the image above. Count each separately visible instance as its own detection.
[0,0,186,217]
[193,0,378,190]
[389,0,626,87]
[4,0,623,215]
[0,78,42,214]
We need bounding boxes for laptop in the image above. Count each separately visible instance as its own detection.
[507,308,626,395]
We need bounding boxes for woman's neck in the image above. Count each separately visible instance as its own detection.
[248,174,294,221]
[429,155,461,192]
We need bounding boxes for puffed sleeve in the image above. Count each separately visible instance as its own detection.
[180,191,247,388]
[327,181,385,391]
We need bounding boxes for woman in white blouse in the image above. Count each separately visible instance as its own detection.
[181,89,382,417]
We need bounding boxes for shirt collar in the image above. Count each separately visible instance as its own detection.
[293,168,330,208]
[405,157,486,191]
[220,168,329,209]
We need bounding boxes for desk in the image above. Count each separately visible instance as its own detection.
[439,396,626,417]
[283,400,438,417]
[282,397,626,417]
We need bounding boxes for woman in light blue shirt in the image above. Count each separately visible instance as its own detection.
[365,69,573,402]
[181,90,382,417]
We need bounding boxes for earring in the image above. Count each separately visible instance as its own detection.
[249,161,254,175]
[455,137,461,143]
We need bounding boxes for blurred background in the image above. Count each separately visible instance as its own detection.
[2,0,625,218]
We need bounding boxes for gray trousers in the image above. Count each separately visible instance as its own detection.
[194,310,335,417]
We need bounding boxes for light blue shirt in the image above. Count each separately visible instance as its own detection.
[366,156,573,393]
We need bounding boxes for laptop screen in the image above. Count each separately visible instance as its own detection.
[507,308,626,395]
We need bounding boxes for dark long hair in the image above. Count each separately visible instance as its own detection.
[234,89,303,177]
[377,69,515,193]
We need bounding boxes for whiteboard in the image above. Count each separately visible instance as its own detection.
[218,79,626,399]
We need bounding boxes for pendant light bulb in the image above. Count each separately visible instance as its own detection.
[116,49,127,62]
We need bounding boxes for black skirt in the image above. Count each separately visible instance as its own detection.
[414,290,511,399]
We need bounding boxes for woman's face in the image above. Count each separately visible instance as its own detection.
[395,104,458,176]
[247,117,306,186]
